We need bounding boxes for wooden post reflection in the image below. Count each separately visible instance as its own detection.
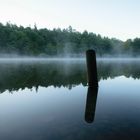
[85,86,98,123]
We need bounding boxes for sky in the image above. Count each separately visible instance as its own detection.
[0,0,140,41]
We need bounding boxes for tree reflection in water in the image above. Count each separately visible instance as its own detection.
[0,60,140,93]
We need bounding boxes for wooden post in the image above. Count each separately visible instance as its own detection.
[86,50,98,87]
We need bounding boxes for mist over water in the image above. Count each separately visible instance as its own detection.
[1,52,140,61]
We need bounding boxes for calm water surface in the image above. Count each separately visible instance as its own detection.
[0,59,140,140]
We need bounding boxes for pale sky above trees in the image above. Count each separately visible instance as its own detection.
[0,0,140,41]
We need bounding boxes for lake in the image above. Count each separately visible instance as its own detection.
[0,59,140,140]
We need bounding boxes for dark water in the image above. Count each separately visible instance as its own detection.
[0,59,140,140]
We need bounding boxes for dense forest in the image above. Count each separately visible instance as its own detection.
[0,22,140,56]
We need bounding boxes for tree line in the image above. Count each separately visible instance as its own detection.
[0,22,140,56]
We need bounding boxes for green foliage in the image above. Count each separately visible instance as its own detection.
[0,22,139,56]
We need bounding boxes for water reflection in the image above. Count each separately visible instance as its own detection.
[0,61,87,93]
[85,86,98,123]
[0,60,140,139]
[0,60,140,93]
